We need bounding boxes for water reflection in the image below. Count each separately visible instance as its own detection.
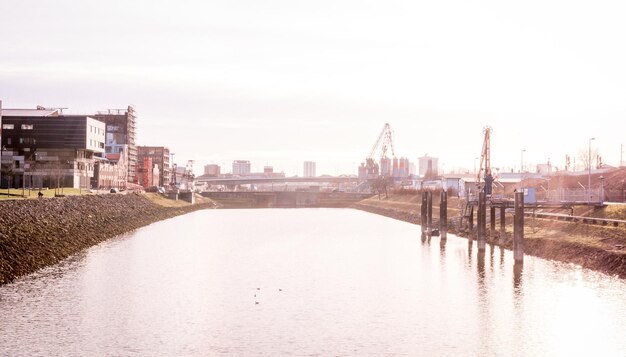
[513,262,524,292]
[1,209,625,356]
[439,237,446,258]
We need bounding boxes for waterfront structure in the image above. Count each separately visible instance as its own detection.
[1,108,105,189]
[204,164,220,177]
[94,106,137,184]
[303,161,316,178]
[232,160,251,176]
[137,146,170,187]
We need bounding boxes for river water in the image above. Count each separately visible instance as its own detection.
[1,209,625,356]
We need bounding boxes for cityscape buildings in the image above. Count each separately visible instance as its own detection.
[94,106,138,184]
[303,161,316,177]
[232,160,251,175]
[137,146,170,187]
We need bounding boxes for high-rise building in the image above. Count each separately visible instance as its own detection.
[380,157,391,177]
[204,164,220,176]
[303,161,316,177]
[137,146,170,187]
[94,106,137,183]
[419,155,439,178]
[232,160,251,175]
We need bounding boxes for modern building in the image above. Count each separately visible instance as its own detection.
[94,106,137,184]
[1,108,105,189]
[204,164,220,176]
[264,166,274,174]
[419,155,439,178]
[303,161,316,178]
[232,160,251,175]
[137,146,170,187]
[136,156,160,188]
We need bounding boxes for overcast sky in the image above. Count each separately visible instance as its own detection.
[1,0,625,175]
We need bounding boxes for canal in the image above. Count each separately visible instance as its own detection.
[1,208,625,355]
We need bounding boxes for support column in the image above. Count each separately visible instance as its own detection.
[440,191,447,240]
[490,205,496,239]
[514,191,524,263]
[469,207,474,235]
[427,191,433,234]
[421,191,427,234]
[478,192,486,251]
[499,205,506,245]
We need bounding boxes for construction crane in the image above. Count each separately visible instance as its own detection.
[364,123,395,196]
[476,126,494,195]
[365,123,395,179]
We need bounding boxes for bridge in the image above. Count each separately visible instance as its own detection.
[195,176,359,186]
[201,191,372,208]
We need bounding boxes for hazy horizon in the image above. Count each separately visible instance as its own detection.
[1,0,625,176]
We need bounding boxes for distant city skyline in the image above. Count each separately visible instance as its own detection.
[2,0,625,176]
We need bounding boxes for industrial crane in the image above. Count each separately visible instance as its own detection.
[476,126,494,195]
[364,123,395,196]
[365,123,395,179]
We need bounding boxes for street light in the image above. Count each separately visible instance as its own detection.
[588,137,595,202]
[519,149,526,190]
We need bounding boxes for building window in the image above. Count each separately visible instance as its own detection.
[6,138,11,145]
[2,124,14,129]
[21,124,34,130]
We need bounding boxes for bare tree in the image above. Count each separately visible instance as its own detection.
[577,148,601,170]
[1,165,14,196]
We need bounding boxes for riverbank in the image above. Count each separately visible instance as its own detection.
[0,193,217,285]
[354,193,626,278]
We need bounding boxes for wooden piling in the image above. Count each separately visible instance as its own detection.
[514,191,524,263]
[469,207,474,235]
[440,191,447,240]
[421,191,427,234]
[499,205,506,245]
[478,192,486,251]
[490,205,496,239]
[427,191,433,234]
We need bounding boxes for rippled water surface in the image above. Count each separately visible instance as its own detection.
[1,209,626,356]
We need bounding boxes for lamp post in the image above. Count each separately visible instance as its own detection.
[588,138,595,202]
[519,149,526,190]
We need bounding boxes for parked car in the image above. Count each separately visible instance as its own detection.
[110,188,119,193]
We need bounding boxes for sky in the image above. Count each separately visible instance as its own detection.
[1,0,625,176]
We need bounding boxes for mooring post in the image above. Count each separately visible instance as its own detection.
[514,191,524,263]
[499,205,506,245]
[469,206,474,235]
[478,192,486,251]
[440,191,447,240]
[421,191,427,234]
[490,205,496,239]
[427,191,433,234]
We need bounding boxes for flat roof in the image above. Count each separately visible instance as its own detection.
[1,108,61,117]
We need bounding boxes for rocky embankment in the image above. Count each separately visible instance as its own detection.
[0,194,216,285]
[354,196,626,279]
